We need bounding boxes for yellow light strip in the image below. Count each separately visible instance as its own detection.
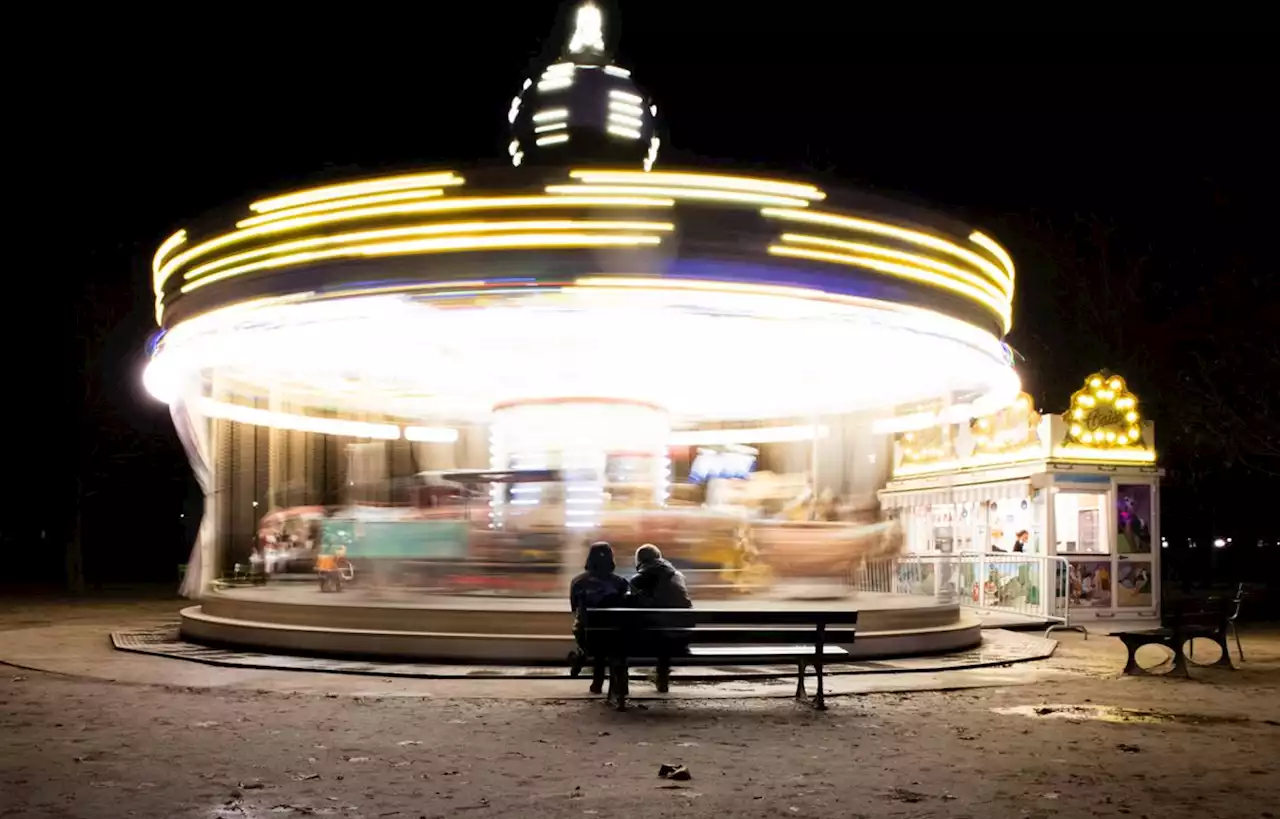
[1051,445,1156,464]
[249,172,464,214]
[762,208,1014,294]
[237,189,447,229]
[152,230,187,283]
[195,398,402,439]
[179,233,665,295]
[183,220,675,283]
[154,196,675,296]
[547,184,808,208]
[570,169,826,201]
[152,229,189,324]
[767,244,1012,333]
[780,233,1010,305]
[969,230,1016,284]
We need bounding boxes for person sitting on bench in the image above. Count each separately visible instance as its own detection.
[629,543,694,661]
[568,542,631,692]
[630,544,692,609]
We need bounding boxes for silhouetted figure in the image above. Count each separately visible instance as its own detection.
[630,544,693,609]
[569,542,631,692]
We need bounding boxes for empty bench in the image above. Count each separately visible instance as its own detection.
[579,608,858,711]
[1112,595,1238,677]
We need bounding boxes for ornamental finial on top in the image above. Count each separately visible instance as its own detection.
[567,3,606,54]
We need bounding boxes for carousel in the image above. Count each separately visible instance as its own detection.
[145,3,1033,661]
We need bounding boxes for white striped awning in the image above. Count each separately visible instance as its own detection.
[878,479,1032,510]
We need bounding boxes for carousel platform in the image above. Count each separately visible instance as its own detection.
[179,584,982,663]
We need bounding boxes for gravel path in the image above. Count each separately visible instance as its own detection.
[2,595,1278,819]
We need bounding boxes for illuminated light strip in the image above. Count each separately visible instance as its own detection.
[569,276,1010,359]
[538,78,573,92]
[609,89,643,105]
[184,220,676,282]
[761,208,1013,295]
[152,229,189,323]
[536,132,571,146]
[152,230,188,285]
[532,108,569,122]
[180,233,665,294]
[607,113,643,129]
[669,425,828,445]
[534,122,568,133]
[195,398,401,439]
[767,244,1012,333]
[156,195,674,293]
[608,100,644,117]
[250,172,463,214]
[969,230,1016,284]
[571,276,929,321]
[306,280,488,301]
[548,184,809,208]
[604,65,631,78]
[572,170,826,201]
[404,426,461,443]
[544,62,575,75]
[780,233,1009,305]
[1050,445,1156,464]
[237,189,446,229]
[605,125,642,140]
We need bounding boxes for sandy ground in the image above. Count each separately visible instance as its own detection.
[2,594,1279,819]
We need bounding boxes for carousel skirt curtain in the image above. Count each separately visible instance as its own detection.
[171,398,213,599]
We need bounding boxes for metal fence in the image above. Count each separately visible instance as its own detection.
[850,552,1081,633]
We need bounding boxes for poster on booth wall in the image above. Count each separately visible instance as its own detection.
[1115,561,1153,607]
[1116,484,1153,554]
[1068,561,1112,607]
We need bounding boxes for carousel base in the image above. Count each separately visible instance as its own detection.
[180,585,982,663]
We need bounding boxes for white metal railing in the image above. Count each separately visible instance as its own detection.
[850,552,1079,631]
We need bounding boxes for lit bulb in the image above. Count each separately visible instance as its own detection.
[1090,378,1102,388]
[1069,424,1082,437]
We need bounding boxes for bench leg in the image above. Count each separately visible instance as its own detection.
[795,662,807,701]
[1169,643,1191,678]
[1231,623,1244,663]
[1211,635,1235,669]
[656,657,670,694]
[1120,640,1147,676]
[814,660,827,711]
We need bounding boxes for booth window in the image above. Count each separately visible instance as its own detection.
[1054,492,1110,554]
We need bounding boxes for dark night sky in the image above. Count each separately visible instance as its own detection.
[10,4,1278,582]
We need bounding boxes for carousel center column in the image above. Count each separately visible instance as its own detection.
[488,398,672,590]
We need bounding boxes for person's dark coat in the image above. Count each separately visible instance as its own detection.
[570,543,631,636]
[630,555,692,609]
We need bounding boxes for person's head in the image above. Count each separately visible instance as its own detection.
[635,543,662,568]
[1016,530,1029,543]
[584,541,616,574]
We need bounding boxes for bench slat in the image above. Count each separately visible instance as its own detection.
[688,645,849,658]
[585,627,856,644]
[582,609,858,627]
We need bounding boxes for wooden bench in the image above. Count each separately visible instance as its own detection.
[579,608,858,711]
[1112,596,1236,677]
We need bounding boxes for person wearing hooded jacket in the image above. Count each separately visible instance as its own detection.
[568,542,631,692]
[629,544,694,663]
[629,544,693,609]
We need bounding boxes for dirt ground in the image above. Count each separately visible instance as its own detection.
[2,594,1279,819]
